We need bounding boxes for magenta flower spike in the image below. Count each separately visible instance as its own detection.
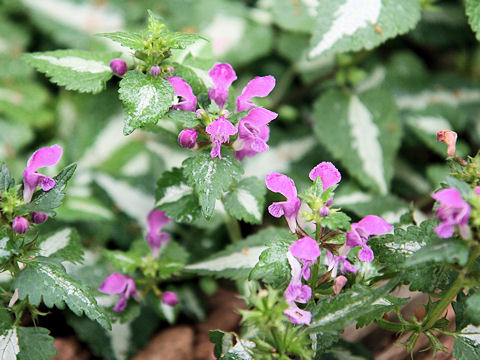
[236,75,276,112]
[166,76,197,112]
[431,188,471,239]
[205,116,237,159]
[346,215,393,262]
[23,145,63,203]
[265,172,301,233]
[178,129,197,149]
[12,217,29,234]
[289,237,321,280]
[208,63,237,109]
[162,291,179,306]
[110,58,127,76]
[284,303,312,325]
[309,162,341,190]
[31,212,48,224]
[147,209,172,256]
[285,252,312,304]
[235,108,278,161]
[99,273,137,312]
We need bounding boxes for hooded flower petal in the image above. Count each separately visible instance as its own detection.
[236,75,276,112]
[309,162,341,190]
[206,116,237,159]
[166,76,197,112]
[266,173,301,232]
[147,210,172,254]
[99,273,136,312]
[346,215,393,250]
[208,63,237,109]
[23,145,63,203]
[289,237,321,262]
[432,188,471,239]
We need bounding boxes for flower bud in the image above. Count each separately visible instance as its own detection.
[12,217,29,234]
[161,291,178,306]
[109,58,127,76]
[32,212,48,224]
[196,109,206,119]
[178,129,197,149]
[319,206,330,217]
[168,66,174,73]
[150,66,161,76]
[437,130,457,158]
[333,275,347,295]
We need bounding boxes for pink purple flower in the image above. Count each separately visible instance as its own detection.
[31,212,48,224]
[326,250,357,278]
[23,145,63,203]
[289,237,321,280]
[284,252,312,325]
[265,172,301,233]
[309,162,341,190]
[284,302,312,325]
[162,291,179,306]
[236,76,276,112]
[166,76,197,112]
[150,66,161,76]
[475,186,480,196]
[432,188,471,239]
[12,217,29,234]
[178,129,197,149]
[234,108,277,161]
[99,273,136,312]
[110,59,127,76]
[208,63,237,109]
[147,210,171,256]
[345,215,393,262]
[205,116,237,159]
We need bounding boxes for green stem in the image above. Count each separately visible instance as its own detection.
[376,318,417,333]
[422,244,480,330]
[225,214,242,243]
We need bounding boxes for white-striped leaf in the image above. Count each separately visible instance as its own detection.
[313,89,402,194]
[38,228,83,264]
[0,328,19,360]
[224,177,266,224]
[21,50,118,93]
[467,0,480,40]
[309,0,421,58]
[118,71,175,135]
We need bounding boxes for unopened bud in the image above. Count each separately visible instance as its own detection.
[319,206,330,217]
[168,66,174,73]
[333,275,347,295]
[150,66,161,76]
[178,129,197,149]
[437,130,457,158]
[32,212,48,224]
[196,109,206,119]
[161,291,178,306]
[220,109,230,118]
[109,58,127,76]
[12,217,29,234]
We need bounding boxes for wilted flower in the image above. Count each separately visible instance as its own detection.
[333,276,348,295]
[205,116,237,159]
[345,215,393,262]
[178,129,197,149]
[162,291,179,306]
[23,145,63,203]
[432,188,470,239]
[99,273,136,312]
[12,217,29,234]
[166,76,197,112]
[265,172,301,233]
[436,130,457,158]
[146,210,171,256]
[110,58,127,76]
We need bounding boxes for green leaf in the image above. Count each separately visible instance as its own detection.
[0,163,14,192]
[309,281,398,333]
[453,336,480,360]
[318,210,351,231]
[466,293,480,325]
[14,257,111,330]
[309,0,421,58]
[38,228,84,264]
[209,330,253,360]
[183,151,244,218]
[17,327,56,360]
[224,177,266,224]
[313,89,402,194]
[157,241,189,277]
[466,0,480,40]
[272,0,316,33]
[118,71,175,135]
[355,294,409,328]
[21,50,118,93]
[0,327,19,359]
[249,231,297,287]
[16,163,77,216]
[99,32,146,51]
[185,228,290,280]
[210,330,234,358]
[405,238,470,267]
[155,167,201,223]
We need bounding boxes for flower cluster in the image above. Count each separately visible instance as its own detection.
[99,209,178,312]
[168,63,276,160]
[266,162,393,325]
[431,188,471,239]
